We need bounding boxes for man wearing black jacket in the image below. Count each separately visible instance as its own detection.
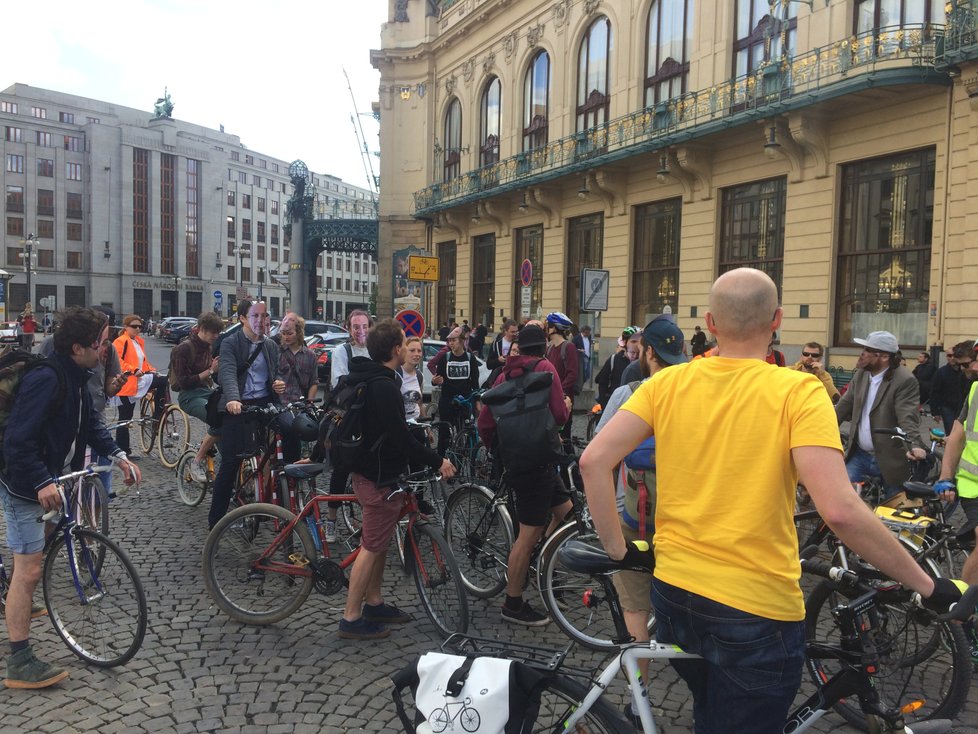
[339,319,456,640]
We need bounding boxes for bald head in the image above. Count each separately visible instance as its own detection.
[708,268,780,341]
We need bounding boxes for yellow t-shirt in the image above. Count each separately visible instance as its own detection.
[621,356,842,621]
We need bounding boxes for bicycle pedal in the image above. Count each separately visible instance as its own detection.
[288,552,311,567]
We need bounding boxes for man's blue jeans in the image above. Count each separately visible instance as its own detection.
[651,578,805,734]
[845,447,902,499]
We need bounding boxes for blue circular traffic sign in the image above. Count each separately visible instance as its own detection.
[213,290,223,299]
[520,259,533,287]
[395,309,426,338]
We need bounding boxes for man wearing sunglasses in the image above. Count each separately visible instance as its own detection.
[790,341,839,403]
[835,330,926,499]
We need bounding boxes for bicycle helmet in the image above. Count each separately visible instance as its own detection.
[545,311,574,331]
[291,411,320,441]
[618,326,641,348]
[270,409,294,436]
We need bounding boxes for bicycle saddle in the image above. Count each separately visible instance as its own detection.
[283,463,325,479]
[556,540,620,574]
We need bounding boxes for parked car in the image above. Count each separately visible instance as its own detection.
[270,320,348,340]
[164,319,197,344]
[159,317,197,343]
[155,317,196,339]
[305,333,350,382]
[421,339,491,398]
[0,322,19,346]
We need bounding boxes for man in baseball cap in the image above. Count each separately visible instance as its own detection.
[836,329,926,498]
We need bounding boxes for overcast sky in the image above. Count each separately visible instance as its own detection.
[2,0,387,191]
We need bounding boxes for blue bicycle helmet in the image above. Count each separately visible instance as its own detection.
[545,311,574,331]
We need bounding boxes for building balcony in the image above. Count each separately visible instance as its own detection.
[414,23,949,216]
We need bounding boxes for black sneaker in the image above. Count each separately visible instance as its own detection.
[338,617,390,640]
[362,602,412,625]
[501,600,550,627]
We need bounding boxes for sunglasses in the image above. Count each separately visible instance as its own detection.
[127,323,142,329]
[801,351,821,358]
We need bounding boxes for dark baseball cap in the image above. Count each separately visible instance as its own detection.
[643,315,687,365]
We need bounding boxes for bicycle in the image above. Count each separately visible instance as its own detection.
[439,391,491,485]
[136,378,190,468]
[175,443,221,507]
[0,464,147,667]
[413,542,978,734]
[202,467,470,638]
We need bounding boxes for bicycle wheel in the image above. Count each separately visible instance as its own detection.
[531,675,632,733]
[448,429,475,481]
[157,406,190,468]
[176,451,207,507]
[137,395,156,454]
[75,476,109,537]
[537,523,655,651]
[407,521,469,638]
[804,580,971,728]
[42,528,147,667]
[203,502,315,625]
[443,483,514,598]
[233,456,260,508]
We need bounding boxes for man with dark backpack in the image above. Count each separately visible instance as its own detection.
[1,307,140,689]
[478,324,571,626]
[333,319,455,640]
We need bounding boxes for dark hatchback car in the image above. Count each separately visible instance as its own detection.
[164,320,197,344]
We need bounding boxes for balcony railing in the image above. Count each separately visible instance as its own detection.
[414,24,946,215]
[939,0,977,63]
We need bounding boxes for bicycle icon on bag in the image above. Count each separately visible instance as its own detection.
[427,696,481,732]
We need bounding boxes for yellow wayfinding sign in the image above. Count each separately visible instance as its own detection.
[408,255,440,282]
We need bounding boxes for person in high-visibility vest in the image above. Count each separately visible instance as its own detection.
[934,339,978,667]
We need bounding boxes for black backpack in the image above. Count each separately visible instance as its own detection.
[321,372,388,471]
[0,351,66,472]
[480,359,563,472]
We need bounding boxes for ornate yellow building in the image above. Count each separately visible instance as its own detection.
[372,0,977,364]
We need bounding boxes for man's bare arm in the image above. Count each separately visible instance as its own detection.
[580,410,652,561]
[795,445,934,597]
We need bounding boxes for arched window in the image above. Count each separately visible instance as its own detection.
[443,97,462,182]
[734,0,795,77]
[523,51,550,151]
[576,17,612,132]
[480,77,501,167]
[646,0,692,106]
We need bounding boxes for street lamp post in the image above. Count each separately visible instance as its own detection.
[257,266,264,302]
[18,232,39,312]
[172,275,181,317]
[232,247,251,289]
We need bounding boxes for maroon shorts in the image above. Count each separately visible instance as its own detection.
[351,474,405,553]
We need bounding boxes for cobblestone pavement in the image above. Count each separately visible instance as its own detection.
[1,364,976,732]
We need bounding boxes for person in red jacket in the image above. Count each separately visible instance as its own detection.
[477,324,571,626]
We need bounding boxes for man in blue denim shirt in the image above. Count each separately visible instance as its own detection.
[2,307,140,689]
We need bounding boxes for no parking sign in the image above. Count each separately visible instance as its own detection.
[395,309,425,338]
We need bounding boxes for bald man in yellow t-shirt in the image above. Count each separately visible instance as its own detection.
[580,268,944,733]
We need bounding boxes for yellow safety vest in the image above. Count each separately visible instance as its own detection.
[956,382,978,499]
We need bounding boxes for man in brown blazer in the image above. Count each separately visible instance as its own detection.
[835,330,926,498]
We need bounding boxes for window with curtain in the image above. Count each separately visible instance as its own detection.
[646,0,693,106]
[835,149,934,348]
[437,241,457,325]
[443,98,462,182]
[514,225,544,319]
[719,177,786,295]
[471,234,496,328]
[577,17,612,132]
[523,51,550,151]
[480,77,501,167]
[633,199,682,324]
[855,0,943,33]
[565,214,604,325]
[734,0,796,77]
